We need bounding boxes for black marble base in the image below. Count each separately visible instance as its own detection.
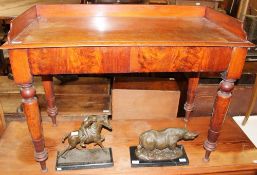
[56,148,113,171]
[130,145,189,167]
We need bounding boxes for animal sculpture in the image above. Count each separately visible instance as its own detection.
[58,115,112,158]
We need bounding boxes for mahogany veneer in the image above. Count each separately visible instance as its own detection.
[0,5,254,171]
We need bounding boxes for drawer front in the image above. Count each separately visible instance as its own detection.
[129,47,231,72]
[28,47,232,75]
[28,47,131,74]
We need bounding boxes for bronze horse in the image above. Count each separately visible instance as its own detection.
[58,115,112,158]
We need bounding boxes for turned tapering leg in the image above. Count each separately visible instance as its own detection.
[203,78,235,162]
[20,84,48,172]
[184,73,200,121]
[42,76,58,126]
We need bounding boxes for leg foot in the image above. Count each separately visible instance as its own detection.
[41,167,48,173]
[40,160,47,172]
[203,150,210,162]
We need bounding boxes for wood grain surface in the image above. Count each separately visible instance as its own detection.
[8,49,32,84]
[205,7,247,39]
[0,117,256,174]
[27,47,233,75]
[1,5,253,48]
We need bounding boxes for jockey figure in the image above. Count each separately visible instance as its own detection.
[79,115,98,147]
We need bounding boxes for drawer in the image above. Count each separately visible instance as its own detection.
[27,47,232,75]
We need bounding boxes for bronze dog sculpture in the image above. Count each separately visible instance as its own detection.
[136,128,198,160]
[58,115,112,158]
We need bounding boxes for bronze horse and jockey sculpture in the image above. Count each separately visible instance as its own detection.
[58,115,112,158]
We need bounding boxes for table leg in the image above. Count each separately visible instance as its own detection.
[184,73,200,121]
[42,75,58,126]
[242,75,257,125]
[203,78,235,162]
[20,83,48,172]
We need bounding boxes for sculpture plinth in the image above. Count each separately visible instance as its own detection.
[130,145,189,167]
[56,115,113,171]
[56,148,113,171]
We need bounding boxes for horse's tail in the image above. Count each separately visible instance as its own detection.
[62,133,69,143]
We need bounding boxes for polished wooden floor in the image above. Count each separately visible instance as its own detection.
[0,117,256,175]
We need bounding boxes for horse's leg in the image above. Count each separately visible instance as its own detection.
[62,145,77,158]
[79,135,88,147]
[94,139,109,153]
[100,136,105,142]
[80,141,86,147]
[76,144,84,150]
[95,140,104,148]
[62,133,70,143]
[94,136,104,148]
[94,136,104,145]
[58,145,73,159]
